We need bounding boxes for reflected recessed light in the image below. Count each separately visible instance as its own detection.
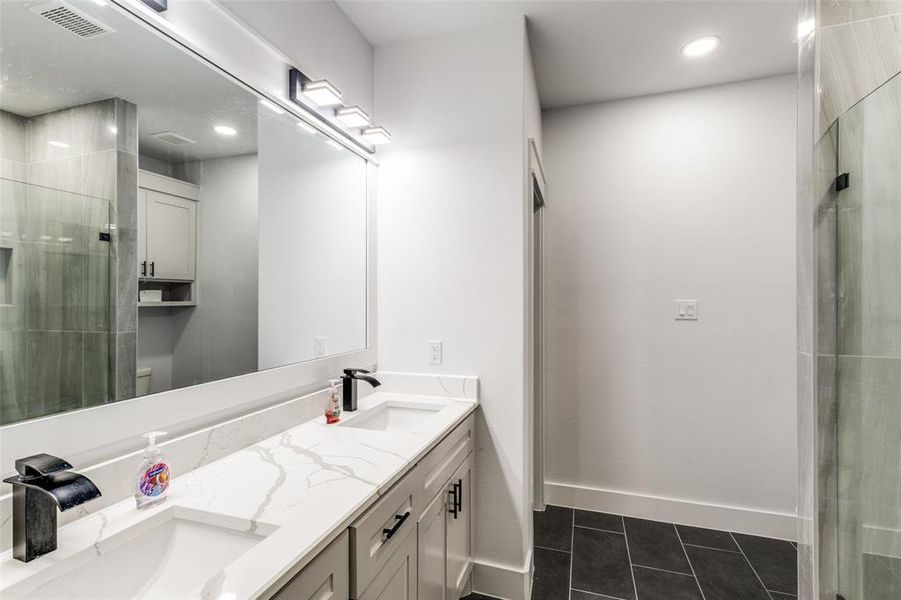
[681,36,720,57]
[48,140,70,148]
[797,19,815,40]
[361,126,392,145]
[326,139,342,151]
[39,235,52,241]
[259,99,284,115]
[57,236,73,243]
[297,121,316,134]
[335,106,370,128]
[302,79,342,107]
[214,125,237,136]
[109,125,117,134]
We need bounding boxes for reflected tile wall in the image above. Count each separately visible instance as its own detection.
[0,98,136,424]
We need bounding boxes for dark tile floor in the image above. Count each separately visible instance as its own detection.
[529,505,797,600]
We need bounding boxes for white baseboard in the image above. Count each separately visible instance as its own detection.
[472,550,533,600]
[546,481,797,541]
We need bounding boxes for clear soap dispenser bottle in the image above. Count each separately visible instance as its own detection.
[135,431,171,509]
[325,379,342,424]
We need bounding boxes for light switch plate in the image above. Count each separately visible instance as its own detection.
[675,299,699,321]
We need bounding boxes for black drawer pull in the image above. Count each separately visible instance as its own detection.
[141,261,146,277]
[448,484,459,518]
[382,511,410,540]
[150,261,155,277]
[454,479,463,513]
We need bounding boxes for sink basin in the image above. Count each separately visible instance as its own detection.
[20,508,274,599]
[339,400,443,432]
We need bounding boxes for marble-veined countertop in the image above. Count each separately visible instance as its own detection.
[0,391,478,599]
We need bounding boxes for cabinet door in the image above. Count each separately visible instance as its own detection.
[359,527,417,600]
[145,189,196,280]
[137,188,147,276]
[445,454,473,600]
[417,489,446,600]
[270,531,349,600]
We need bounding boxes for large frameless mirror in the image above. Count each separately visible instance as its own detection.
[0,0,368,425]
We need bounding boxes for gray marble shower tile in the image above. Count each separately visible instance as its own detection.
[81,100,118,154]
[838,204,901,358]
[0,110,27,162]
[27,156,84,196]
[82,150,118,201]
[114,100,138,156]
[25,330,83,419]
[0,330,27,425]
[116,331,136,401]
[0,158,27,183]
[820,0,901,27]
[24,242,85,333]
[26,107,84,163]
[816,355,839,600]
[863,553,901,600]
[82,332,111,407]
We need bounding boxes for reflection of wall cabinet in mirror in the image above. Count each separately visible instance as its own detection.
[137,171,198,306]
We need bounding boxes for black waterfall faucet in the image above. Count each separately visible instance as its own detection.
[3,453,102,562]
[341,368,381,412]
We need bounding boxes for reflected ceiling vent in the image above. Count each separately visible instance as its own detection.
[30,0,115,39]
[151,131,197,146]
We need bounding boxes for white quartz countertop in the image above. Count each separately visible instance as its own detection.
[0,391,478,600]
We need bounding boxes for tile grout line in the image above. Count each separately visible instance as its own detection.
[568,509,574,600]
[574,523,625,536]
[620,515,639,600]
[681,541,741,554]
[631,563,694,577]
[534,543,571,554]
[730,532,774,600]
[674,523,708,600]
[570,587,629,600]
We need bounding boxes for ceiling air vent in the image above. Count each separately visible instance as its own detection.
[30,0,115,39]
[151,131,197,146]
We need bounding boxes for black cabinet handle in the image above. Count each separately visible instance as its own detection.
[141,261,146,277]
[149,261,155,277]
[382,511,410,540]
[448,484,459,518]
[455,479,463,513]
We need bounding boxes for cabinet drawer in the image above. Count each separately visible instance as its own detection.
[414,415,474,516]
[269,530,349,600]
[359,525,417,600]
[350,468,418,597]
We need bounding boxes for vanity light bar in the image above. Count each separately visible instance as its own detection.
[335,106,370,128]
[302,79,343,107]
[361,126,392,145]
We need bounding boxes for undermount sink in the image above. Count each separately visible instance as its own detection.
[19,508,274,599]
[339,400,444,432]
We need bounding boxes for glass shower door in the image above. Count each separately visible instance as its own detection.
[0,178,112,424]
[835,71,901,600]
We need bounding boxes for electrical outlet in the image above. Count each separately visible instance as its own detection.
[314,336,327,356]
[428,340,443,365]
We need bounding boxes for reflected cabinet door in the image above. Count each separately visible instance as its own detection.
[144,190,196,281]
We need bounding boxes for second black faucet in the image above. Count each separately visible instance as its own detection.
[341,368,381,412]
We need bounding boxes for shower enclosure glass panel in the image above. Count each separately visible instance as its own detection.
[835,72,901,600]
[0,178,112,424]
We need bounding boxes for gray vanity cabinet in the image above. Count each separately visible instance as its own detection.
[445,454,473,599]
[417,488,447,600]
[269,530,349,600]
[359,526,418,600]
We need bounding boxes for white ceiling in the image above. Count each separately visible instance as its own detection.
[336,0,799,108]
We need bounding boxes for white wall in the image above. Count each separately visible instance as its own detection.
[542,74,798,538]
[257,114,367,370]
[219,0,373,112]
[375,18,533,599]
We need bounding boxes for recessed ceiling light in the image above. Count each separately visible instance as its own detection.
[259,99,284,115]
[109,125,117,134]
[797,19,815,40]
[48,140,70,148]
[214,125,237,136]
[681,36,720,57]
[297,121,316,134]
[361,126,392,146]
[302,79,342,107]
[335,106,370,128]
